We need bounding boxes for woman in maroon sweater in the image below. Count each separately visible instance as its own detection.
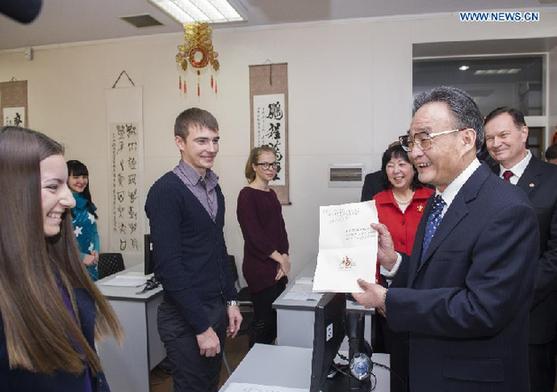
[237,146,290,347]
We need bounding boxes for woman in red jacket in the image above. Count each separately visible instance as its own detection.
[374,144,433,258]
[372,142,433,392]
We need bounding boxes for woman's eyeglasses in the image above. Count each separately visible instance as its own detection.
[255,162,278,170]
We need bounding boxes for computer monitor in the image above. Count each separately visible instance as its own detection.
[310,293,346,392]
[144,234,154,275]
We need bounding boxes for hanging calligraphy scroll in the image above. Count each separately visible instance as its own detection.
[249,63,290,204]
[0,80,28,127]
[105,87,144,255]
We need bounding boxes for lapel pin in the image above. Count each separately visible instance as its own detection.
[417,205,424,213]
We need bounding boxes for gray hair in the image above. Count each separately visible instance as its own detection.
[412,86,484,151]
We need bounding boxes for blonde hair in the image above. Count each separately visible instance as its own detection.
[244,145,277,183]
[0,127,123,375]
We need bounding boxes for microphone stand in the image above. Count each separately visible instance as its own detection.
[346,312,371,392]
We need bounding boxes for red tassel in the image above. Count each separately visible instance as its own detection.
[183,80,187,93]
[197,82,200,97]
[179,76,182,91]
[214,79,218,94]
[210,75,214,89]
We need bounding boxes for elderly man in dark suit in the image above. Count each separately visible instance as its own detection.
[484,107,557,392]
[354,86,539,392]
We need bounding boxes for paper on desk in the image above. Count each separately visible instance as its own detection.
[99,274,148,287]
[224,382,308,392]
[295,277,313,285]
[282,282,322,302]
[313,201,377,293]
[282,292,322,302]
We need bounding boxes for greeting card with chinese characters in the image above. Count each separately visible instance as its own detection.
[313,201,378,293]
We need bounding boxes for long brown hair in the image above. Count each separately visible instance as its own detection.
[0,126,122,375]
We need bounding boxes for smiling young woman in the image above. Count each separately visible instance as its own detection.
[236,145,290,347]
[67,160,100,281]
[0,126,122,392]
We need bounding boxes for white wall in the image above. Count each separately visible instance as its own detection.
[2,11,557,279]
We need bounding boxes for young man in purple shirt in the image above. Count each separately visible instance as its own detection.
[145,108,242,392]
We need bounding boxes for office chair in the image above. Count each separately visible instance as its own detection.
[98,253,125,279]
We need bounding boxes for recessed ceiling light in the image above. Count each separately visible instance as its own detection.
[148,0,245,24]
[458,65,469,71]
[474,68,521,75]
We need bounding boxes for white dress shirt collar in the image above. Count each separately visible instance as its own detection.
[498,150,531,185]
[382,158,481,279]
[436,158,481,214]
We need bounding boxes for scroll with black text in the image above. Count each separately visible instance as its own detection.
[249,63,290,204]
[0,80,28,127]
[105,87,144,255]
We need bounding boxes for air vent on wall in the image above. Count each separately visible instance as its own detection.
[328,164,364,188]
[120,14,163,28]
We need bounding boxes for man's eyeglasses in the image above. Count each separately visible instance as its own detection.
[255,162,278,170]
[399,128,468,152]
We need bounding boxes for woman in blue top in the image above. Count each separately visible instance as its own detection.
[67,160,100,281]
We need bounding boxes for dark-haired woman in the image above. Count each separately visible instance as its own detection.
[237,146,290,347]
[0,126,122,391]
[372,143,433,392]
[67,160,100,281]
[374,144,433,261]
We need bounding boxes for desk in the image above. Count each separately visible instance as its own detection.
[96,264,165,392]
[220,344,390,391]
[273,263,373,348]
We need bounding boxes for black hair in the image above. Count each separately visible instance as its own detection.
[380,143,422,190]
[545,144,557,161]
[413,86,484,152]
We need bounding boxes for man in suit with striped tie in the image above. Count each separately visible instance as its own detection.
[354,87,539,392]
[484,107,557,392]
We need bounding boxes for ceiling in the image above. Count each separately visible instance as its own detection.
[1,0,557,51]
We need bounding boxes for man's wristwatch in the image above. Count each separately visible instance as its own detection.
[226,300,238,307]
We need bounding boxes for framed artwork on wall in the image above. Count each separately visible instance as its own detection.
[0,80,28,127]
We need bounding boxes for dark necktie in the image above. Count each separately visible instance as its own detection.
[422,195,446,257]
[502,170,513,182]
